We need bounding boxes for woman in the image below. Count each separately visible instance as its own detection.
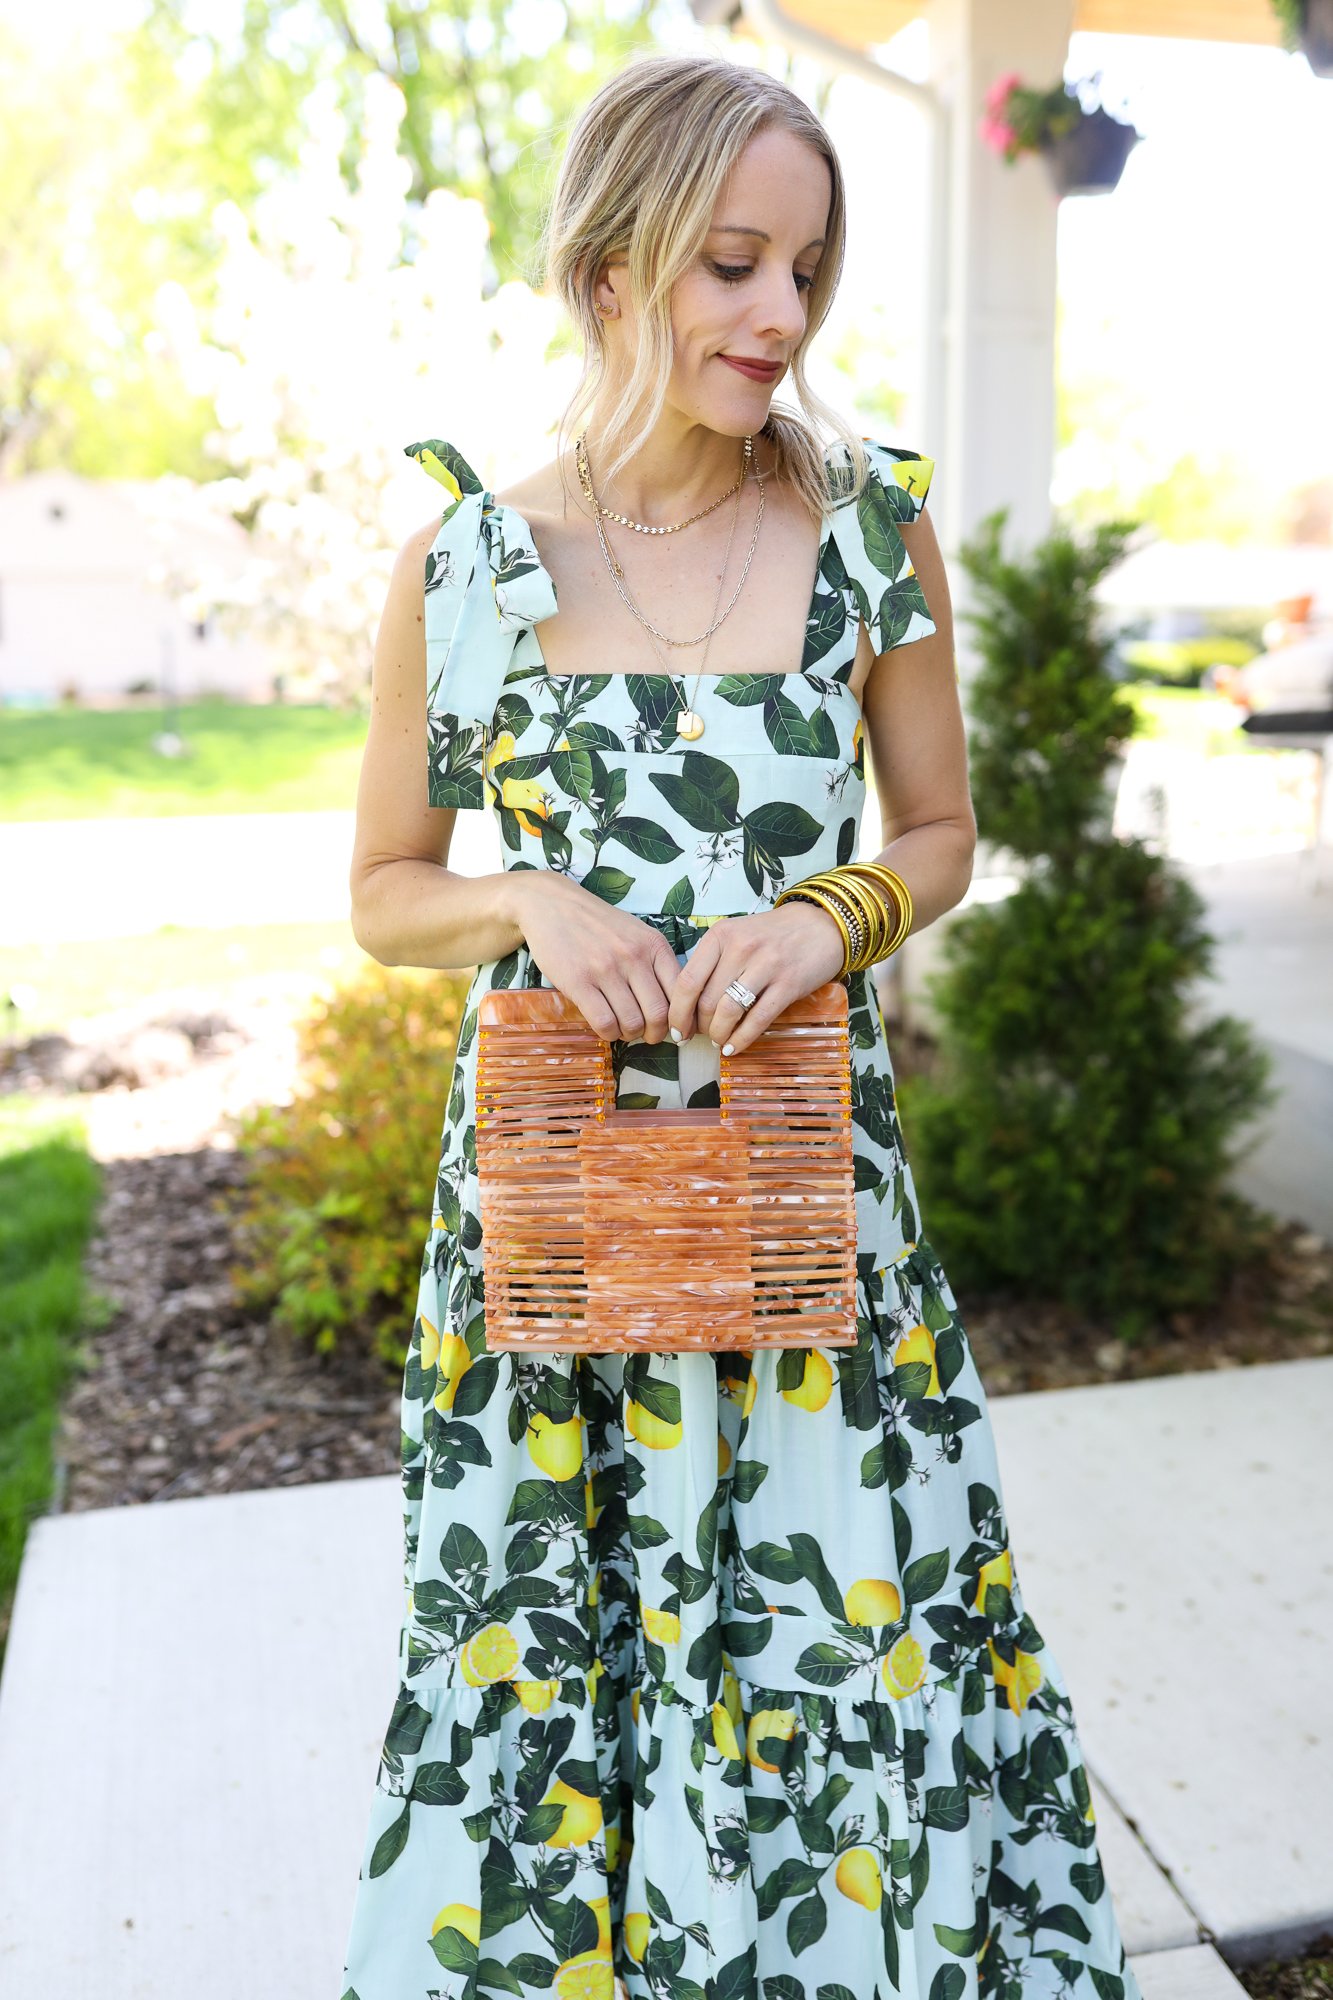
[339,50,1141,2000]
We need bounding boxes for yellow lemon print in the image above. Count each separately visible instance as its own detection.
[430,1901,481,1943]
[780,1350,833,1412]
[514,1677,560,1715]
[588,1894,612,1954]
[623,1912,651,1963]
[643,1606,681,1646]
[722,1664,743,1726]
[486,730,517,773]
[1007,1648,1044,1715]
[746,1707,798,1771]
[973,1550,1013,1614]
[587,1567,601,1607]
[585,1657,604,1704]
[555,735,572,751]
[888,454,934,502]
[418,1313,441,1371]
[585,1477,598,1529]
[417,447,462,502]
[834,1847,882,1910]
[881,1631,927,1699]
[526,1411,583,1481]
[604,1820,621,1873]
[625,1400,682,1450]
[712,1701,743,1760]
[718,1432,732,1476]
[499,774,550,837]
[433,1334,472,1413]
[541,1777,603,1848]
[892,1322,940,1396]
[460,1621,519,1687]
[721,1372,757,1419]
[852,716,864,763]
[843,1578,903,1626]
[553,1948,614,2000]
[630,1686,641,1724]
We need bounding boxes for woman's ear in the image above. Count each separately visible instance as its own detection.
[591,260,622,321]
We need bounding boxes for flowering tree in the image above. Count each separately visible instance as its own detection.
[162,75,577,702]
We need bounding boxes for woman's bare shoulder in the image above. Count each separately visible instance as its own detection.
[492,453,581,533]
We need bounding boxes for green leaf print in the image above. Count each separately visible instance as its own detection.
[789,1530,850,1621]
[875,574,932,651]
[731,1457,767,1501]
[549,744,596,802]
[439,1521,489,1579]
[764,689,814,756]
[429,1919,479,1973]
[794,1641,859,1687]
[476,1956,524,1994]
[384,1691,432,1756]
[649,749,740,829]
[744,800,825,856]
[787,1891,828,1955]
[662,873,695,917]
[602,814,685,863]
[924,1783,969,1833]
[578,864,634,904]
[369,1800,411,1877]
[628,1368,681,1426]
[803,592,845,667]
[627,672,685,736]
[409,1760,468,1806]
[857,481,909,583]
[903,1548,950,1605]
[716,671,782,706]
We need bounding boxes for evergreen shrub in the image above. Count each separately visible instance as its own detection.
[900,508,1278,1335]
[228,962,471,1366]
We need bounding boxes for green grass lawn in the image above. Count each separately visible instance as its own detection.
[0,1098,102,1672]
[2,920,374,1037]
[1121,683,1262,758]
[0,699,368,820]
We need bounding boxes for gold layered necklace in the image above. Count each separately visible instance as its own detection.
[575,431,765,741]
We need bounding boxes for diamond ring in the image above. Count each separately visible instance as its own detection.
[725,978,758,1010]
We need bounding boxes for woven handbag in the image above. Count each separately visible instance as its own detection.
[474,979,858,1353]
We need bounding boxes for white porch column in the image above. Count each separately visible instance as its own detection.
[924,0,1075,609]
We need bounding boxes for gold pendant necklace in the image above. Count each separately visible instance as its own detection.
[579,433,762,741]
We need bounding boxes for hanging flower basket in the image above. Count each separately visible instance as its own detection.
[1271,0,1333,77]
[980,70,1142,199]
[1040,104,1141,197]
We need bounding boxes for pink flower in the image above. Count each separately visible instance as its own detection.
[985,70,1023,115]
[978,112,1019,158]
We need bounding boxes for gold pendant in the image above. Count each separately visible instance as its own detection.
[677,708,705,741]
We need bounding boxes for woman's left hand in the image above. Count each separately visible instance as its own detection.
[667,900,848,1056]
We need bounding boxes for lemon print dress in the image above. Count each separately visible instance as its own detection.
[338,437,1142,2000]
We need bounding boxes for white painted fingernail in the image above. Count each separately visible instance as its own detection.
[722,1042,734,1056]
[669,1027,682,1042]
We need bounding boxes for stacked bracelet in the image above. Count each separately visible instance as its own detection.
[773,862,915,978]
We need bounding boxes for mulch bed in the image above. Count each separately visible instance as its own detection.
[1235,1936,1333,2000]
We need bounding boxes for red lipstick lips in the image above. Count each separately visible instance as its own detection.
[720,355,783,382]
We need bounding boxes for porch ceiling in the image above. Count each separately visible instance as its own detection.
[751,0,1283,49]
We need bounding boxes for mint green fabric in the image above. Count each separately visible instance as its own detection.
[338,438,1141,2000]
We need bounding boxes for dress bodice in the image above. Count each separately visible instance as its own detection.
[405,432,936,917]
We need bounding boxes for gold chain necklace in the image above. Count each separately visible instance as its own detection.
[574,431,752,536]
[580,440,765,649]
[602,473,745,742]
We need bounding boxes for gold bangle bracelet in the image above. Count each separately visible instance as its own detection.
[776,884,855,975]
[826,872,890,967]
[842,862,913,957]
[788,872,879,963]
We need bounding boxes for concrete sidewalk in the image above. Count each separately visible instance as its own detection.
[2,1358,1328,1997]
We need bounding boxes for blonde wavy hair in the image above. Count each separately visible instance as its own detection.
[538,50,869,521]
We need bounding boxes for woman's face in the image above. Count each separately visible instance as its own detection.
[602,123,833,438]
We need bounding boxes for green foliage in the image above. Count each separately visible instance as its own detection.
[136,0,663,284]
[1118,636,1258,688]
[0,1101,102,1669]
[228,964,472,1365]
[904,507,1279,1334]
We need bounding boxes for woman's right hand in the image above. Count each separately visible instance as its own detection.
[503,871,681,1043]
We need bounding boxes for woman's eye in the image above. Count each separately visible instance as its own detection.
[794,273,815,293]
[710,262,753,283]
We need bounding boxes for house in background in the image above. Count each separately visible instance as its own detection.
[0,470,276,706]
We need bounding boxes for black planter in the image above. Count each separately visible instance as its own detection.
[1040,107,1140,198]
[1301,0,1333,77]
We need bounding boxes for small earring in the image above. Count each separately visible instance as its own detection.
[596,301,615,319]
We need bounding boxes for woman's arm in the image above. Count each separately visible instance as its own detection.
[349,521,682,1039]
[667,508,976,1055]
[348,522,529,969]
